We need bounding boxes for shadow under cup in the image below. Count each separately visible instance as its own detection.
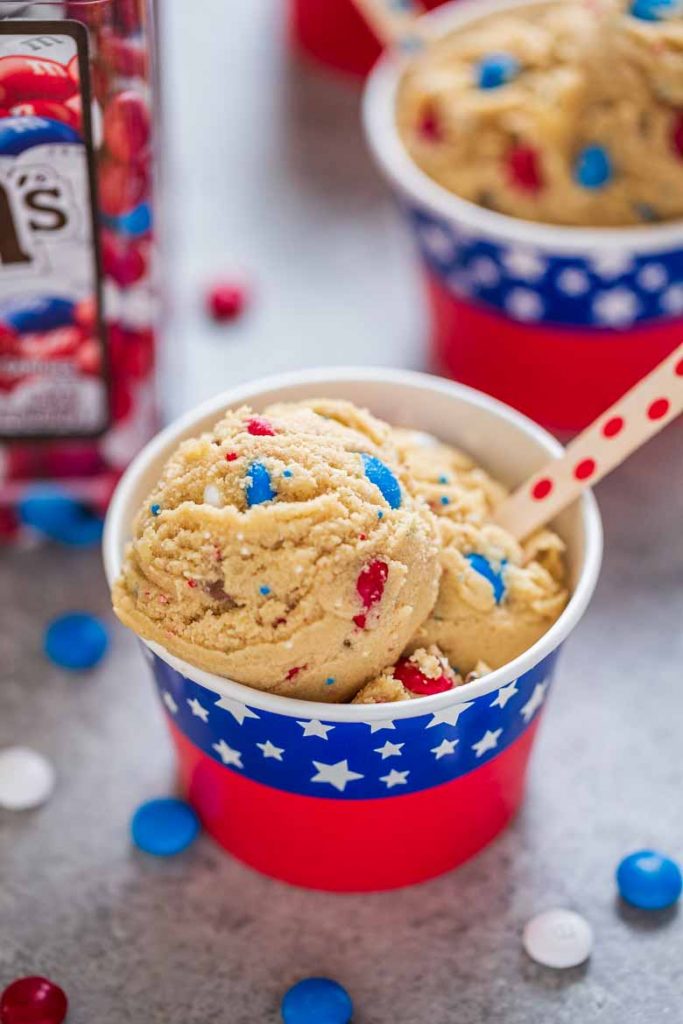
[103,369,602,891]
[363,0,683,434]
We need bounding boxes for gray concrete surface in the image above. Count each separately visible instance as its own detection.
[1,0,682,1021]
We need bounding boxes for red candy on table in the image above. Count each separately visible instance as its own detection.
[353,559,388,629]
[207,282,248,322]
[507,145,543,193]
[103,91,150,164]
[0,56,77,104]
[393,658,454,696]
[0,975,68,1024]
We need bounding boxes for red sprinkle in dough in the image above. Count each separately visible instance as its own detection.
[225,451,238,461]
[187,579,198,588]
[417,104,442,142]
[246,417,275,436]
[393,658,454,695]
[286,665,306,681]
[353,614,367,630]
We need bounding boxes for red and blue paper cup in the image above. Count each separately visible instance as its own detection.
[363,0,683,433]
[289,0,447,79]
[103,368,602,891]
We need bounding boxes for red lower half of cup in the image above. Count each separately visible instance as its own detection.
[425,272,682,434]
[289,0,446,79]
[170,715,541,892]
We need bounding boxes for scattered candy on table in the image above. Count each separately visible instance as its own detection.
[18,487,104,547]
[43,612,109,671]
[281,978,353,1024]
[616,850,683,910]
[0,976,68,1024]
[0,747,55,811]
[207,281,248,322]
[522,908,593,969]
[131,797,201,856]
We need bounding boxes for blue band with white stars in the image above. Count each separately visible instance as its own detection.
[409,205,683,329]
[145,645,560,801]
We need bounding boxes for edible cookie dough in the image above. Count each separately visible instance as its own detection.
[397,0,683,226]
[395,428,568,677]
[353,645,491,704]
[112,400,441,702]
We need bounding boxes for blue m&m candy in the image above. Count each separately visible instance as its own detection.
[574,145,613,189]
[103,201,152,237]
[18,485,103,546]
[630,0,680,19]
[617,850,682,910]
[281,978,353,1024]
[1,295,75,334]
[477,52,521,90]
[246,460,276,506]
[0,116,81,156]
[361,453,402,509]
[466,552,507,604]
[131,798,200,857]
[44,613,109,671]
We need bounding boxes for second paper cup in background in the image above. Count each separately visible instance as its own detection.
[104,368,602,891]
[363,0,683,434]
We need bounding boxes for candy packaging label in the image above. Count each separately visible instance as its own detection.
[0,22,107,440]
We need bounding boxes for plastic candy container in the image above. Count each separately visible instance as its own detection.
[0,0,158,545]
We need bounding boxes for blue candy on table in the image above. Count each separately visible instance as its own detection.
[477,52,521,90]
[574,145,613,189]
[281,978,353,1024]
[616,850,683,910]
[466,552,507,604]
[630,0,681,20]
[102,201,152,237]
[1,295,75,334]
[18,485,103,546]
[0,116,81,156]
[361,453,402,509]
[246,460,276,506]
[131,797,200,857]
[44,612,109,671]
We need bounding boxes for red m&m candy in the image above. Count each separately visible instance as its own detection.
[103,91,150,164]
[507,144,543,193]
[207,281,248,322]
[99,158,148,217]
[0,975,68,1024]
[0,56,77,104]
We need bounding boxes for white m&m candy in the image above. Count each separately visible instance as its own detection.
[523,908,593,969]
[0,746,56,810]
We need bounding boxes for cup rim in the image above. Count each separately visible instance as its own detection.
[103,366,603,722]
[362,0,683,254]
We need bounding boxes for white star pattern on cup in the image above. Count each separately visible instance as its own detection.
[472,729,502,758]
[380,769,409,789]
[431,738,459,760]
[589,250,633,278]
[297,719,335,739]
[593,288,640,327]
[374,740,404,760]
[187,697,209,723]
[520,683,547,723]
[426,702,474,729]
[256,740,285,761]
[556,267,590,296]
[637,263,668,292]
[490,682,519,709]
[505,288,543,322]
[214,695,260,724]
[420,223,455,262]
[311,760,364,793]
[502,246,546,281]
[661,283,683,315]
[162,691,178,714]
[212,739,243,768]
[365,719,396,733]
[469,256,500,287]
